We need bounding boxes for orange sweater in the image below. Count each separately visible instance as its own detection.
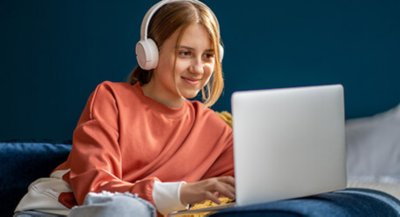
[55,81,234,208]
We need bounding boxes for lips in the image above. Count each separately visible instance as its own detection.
[182,76,201,86]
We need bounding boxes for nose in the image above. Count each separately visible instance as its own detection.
[190,58,204,74]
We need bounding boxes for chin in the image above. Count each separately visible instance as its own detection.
[182,91,200,100]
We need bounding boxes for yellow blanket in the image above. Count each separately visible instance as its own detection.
[171,197,233,217]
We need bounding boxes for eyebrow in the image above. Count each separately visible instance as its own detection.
[177,45,214,52]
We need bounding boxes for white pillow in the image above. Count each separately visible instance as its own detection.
[346,104,400,183]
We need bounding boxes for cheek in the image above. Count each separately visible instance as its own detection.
[204,63,214,78]
[158,55,178,80]
[175,61,189,72]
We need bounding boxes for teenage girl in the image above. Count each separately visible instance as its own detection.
[14,0,234,216]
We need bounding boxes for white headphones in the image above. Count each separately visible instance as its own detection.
[135,0,224,70]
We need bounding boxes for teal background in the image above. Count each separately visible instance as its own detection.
[1,0,399,140]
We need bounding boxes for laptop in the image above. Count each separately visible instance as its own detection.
[169,84,346,216]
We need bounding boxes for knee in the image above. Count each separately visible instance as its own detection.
[69,192,156,217]
[108,194,155,216]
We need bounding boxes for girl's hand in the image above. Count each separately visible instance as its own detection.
[180,176,235,205]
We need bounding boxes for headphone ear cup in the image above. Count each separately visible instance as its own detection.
[135,39,159,70]
[219,43,224,62]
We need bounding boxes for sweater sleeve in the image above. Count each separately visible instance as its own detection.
[67,82,157,205]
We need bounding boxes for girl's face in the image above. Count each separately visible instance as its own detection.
[142,23,215,108]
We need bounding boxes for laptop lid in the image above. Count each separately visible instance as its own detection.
[232,84,346,206]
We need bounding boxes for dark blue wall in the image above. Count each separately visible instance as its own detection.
[1,0,399,140]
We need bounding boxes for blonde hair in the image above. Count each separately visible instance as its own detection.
[129,1,224,107]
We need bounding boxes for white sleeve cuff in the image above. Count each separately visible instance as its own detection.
[152,181,188,215]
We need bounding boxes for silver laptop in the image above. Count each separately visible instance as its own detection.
[169,84,346,216]
[233,84,346,206]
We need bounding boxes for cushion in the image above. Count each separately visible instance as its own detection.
[346,104,400,182]
[0,142,71,217]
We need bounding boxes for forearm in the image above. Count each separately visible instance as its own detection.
[69,169,157,205]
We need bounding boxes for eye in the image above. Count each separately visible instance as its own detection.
[177,50,192,58]
[203,52,215,61]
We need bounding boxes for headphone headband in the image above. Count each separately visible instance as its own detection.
[140,0,220,40]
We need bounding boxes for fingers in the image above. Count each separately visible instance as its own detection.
[204,191,222,204]
[201,176,235,203]
[180,176,236,205]
[210,177,235,200]
[218,176,235,186]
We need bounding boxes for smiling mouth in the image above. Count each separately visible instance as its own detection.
[182,77,201,86]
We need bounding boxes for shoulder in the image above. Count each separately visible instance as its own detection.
[89,81,138,103]
[93,81,133,95]
[85,81,137,117]
[190,101,232,129]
